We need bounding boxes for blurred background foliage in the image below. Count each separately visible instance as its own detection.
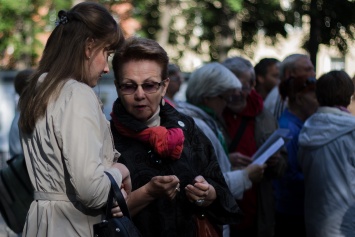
[0,0,355,70]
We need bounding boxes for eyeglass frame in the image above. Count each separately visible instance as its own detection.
[117,79,168,95]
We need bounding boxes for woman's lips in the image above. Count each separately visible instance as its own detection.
[134,105,147,110]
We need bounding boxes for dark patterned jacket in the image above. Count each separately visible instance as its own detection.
[110,100,241,237]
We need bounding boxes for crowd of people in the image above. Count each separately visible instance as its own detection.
[2,1,355,237]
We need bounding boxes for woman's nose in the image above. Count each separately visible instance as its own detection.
[134,85,145,99]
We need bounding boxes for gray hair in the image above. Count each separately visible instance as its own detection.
[280,54,309,80]
[186,62,241,105]
[222,56,255,82]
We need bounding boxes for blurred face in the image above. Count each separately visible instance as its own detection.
[167,72,183,98]
[348,95,355,116]
[204,89,236,116]
[292,57,316,79]
[115,60,169,121]
[227,70,253,113]
[299,90,318,119]
[263,63,280,92]
[86,45,112,87]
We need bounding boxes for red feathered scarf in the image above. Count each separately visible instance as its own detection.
[110,100,184,160]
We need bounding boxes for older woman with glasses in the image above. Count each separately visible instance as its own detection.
[109,37,240,237]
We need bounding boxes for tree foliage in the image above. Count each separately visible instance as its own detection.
[0,0,72,69]
[1,0,354,69]
[127,0,355,67]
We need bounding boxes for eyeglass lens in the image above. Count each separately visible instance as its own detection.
[119,81,164,95]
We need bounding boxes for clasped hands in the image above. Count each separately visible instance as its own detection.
[145,175,216,207]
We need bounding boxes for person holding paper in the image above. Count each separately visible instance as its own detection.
[180,62,266,237]
[273,74,318,237]
[299,70,355,237]
[222,56,287,237]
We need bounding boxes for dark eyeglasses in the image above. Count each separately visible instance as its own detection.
[299,77,317,92]
[286,76,316,92]
[118,79,167,95]
[218,93,244,104]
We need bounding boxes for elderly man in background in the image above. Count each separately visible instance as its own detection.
[264,54,315,120]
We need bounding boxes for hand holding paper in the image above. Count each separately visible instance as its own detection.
[251,128,290,165]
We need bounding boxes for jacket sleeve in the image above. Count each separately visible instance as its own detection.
[187,118,241,225]
[193,117,252,199]
[53,84,122,209]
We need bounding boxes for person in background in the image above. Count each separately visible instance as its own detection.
[273,74,318,237]
[348,74,355,115]
[17,2,130,236]
[165,63,184,106]
[298,70,355,237]
[8,69,34,158]
[110,37,240,237]
[177,62,266,237]
[254,58,280,101]
[222,56,286,237]
[264,54,315,119]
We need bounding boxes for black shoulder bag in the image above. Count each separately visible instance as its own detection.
[93,172,142,237]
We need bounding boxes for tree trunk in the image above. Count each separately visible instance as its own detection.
[308,0,322,71]
[156,0,173,49]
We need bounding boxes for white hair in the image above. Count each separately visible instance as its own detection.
[186,62,242,105]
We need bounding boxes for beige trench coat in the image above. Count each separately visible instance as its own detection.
[21,78,122,237]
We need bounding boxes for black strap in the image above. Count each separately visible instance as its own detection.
[228,117,249,152]
[104,171,131,220]
[7,155,33,194]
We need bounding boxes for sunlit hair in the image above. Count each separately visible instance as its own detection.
[19,2,124,134]
[279,54,308,80]
[316,70,354,107]
[112,37,169,83]
[186,62,242,105]
[222,56,255,83]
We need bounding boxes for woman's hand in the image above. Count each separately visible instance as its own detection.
[111,202,123,217]
[145,175,180,200]
[245,163,267,183]
[229,152,252,168]
[185,175,216,207]
[111,163,132,195]
[266,152,281,167]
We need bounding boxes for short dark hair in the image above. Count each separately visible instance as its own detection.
[14,69,34,95]
[112,37,169,83]
[316,70,354,107]
[168,63,181,76]
[254,58,280,77]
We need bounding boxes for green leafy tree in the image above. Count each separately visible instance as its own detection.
[122,0,355,68]
[292,0,355,68]
[0,0,72,69]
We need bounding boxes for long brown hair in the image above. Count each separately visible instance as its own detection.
[19,2,124,134]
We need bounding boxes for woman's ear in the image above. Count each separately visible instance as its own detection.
[85,38,95,59]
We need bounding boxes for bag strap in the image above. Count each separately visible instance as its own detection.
[7,154,33,194]
[228,117,249,152]
[104,171,131,220]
